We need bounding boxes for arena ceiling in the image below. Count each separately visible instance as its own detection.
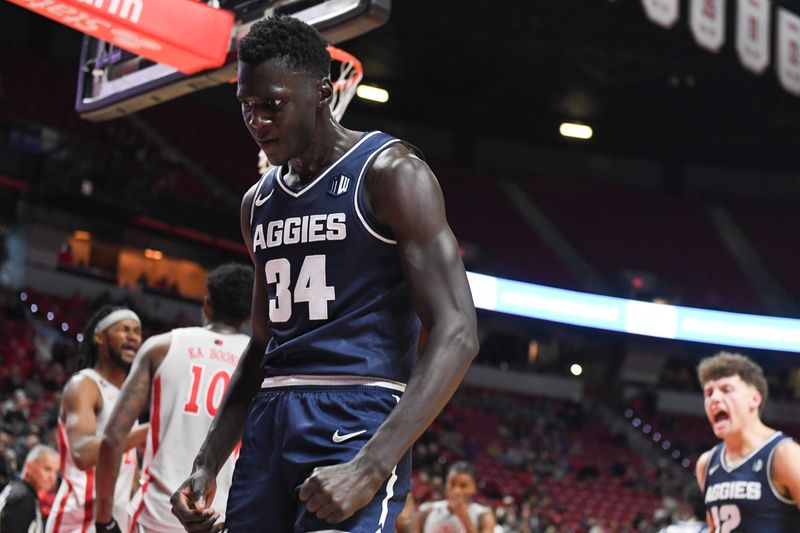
[340,0,800,168]
[5,0,800,169]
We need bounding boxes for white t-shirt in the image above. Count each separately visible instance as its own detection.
[659,520,709,533]
[421,499,492,533]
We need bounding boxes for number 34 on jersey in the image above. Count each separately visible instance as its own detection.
[266,254,335,323]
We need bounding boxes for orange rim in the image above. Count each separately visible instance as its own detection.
[327,45,363,89]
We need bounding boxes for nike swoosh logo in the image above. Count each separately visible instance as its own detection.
[332,429,366,443]
[709,464,720,476]
[254,193,271,206]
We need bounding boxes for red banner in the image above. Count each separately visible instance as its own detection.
[690,0,726,52]
[641,0,680,29]
[778,7,800,96]
[7,0,234,74]
[736,0,771,75]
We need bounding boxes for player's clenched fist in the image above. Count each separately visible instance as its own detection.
[298,459,386,523]
[170,467,223,533]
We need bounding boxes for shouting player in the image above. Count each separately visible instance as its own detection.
[695,352,800,532]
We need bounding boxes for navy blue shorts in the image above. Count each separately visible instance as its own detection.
[224,383,412,533]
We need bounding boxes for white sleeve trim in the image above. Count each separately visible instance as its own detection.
[354,139,401,244]
[249,172,270,228]
[767,437,796,505]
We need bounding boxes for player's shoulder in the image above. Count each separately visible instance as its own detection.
[418,499,442,513]
[140,331,173,356]
[366,139,439,212]
[770,436,800,496]
[472,501,491,514]
[62,370,102,408]
[371,141,428,179]
[241,171,275,234]
[695,447,716,487]
[241,170,271,208]
[64,369,97,394]
[773,436,800,466]
[697,446,717,467]
[241,178,260,212]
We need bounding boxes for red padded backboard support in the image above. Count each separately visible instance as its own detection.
[8,0,234,74]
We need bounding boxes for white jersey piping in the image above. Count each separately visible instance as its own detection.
[275,131,381,198]
[261,374,406,392]
[249,172,270,228]
[766,437,795,505]
[720,431,783,473]
[353,138,401,244]
[701,444,719,491]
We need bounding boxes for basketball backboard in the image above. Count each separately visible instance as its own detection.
[75,0,390,122]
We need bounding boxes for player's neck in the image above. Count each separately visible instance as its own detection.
[723,419,775,461]
[205,322,239,335]
[94,359,127,388]
[287,121,360,184]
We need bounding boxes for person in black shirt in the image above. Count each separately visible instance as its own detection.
[0,444,59,533]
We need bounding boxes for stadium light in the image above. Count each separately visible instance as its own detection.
[356,84,389,103]
[144,249,164,260]
[570,363,583,376]
[560,122,593,140]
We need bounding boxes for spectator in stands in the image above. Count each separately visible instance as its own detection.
[13,433,40,465]
[494,495,520,533]
[0,434,17,489]
[418,461,496,532]
[56,243,73,267]
[658,485,708,533]
[1,389,30,436]
[0,444,59,533]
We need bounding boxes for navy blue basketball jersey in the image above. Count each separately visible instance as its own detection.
[249,131,421,382]
[703,432,800,532]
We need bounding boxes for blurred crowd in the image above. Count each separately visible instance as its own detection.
[411,388,699,532]
[1,286,716,532]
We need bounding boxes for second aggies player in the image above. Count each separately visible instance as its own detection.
[94,264,253,533]
[695,352,800,532]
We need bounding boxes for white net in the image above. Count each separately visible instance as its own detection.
[328,45,363,121]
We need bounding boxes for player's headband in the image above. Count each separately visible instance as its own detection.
[94,309,141,334]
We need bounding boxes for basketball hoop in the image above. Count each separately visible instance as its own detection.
[327,44,364,121]
[258,44,363,174]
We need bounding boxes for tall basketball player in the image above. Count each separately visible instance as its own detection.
[46,306,149,533]
[418,462,496,533]
[695,352,800,532]
[170,15,479,533]
[94,264,253,533]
